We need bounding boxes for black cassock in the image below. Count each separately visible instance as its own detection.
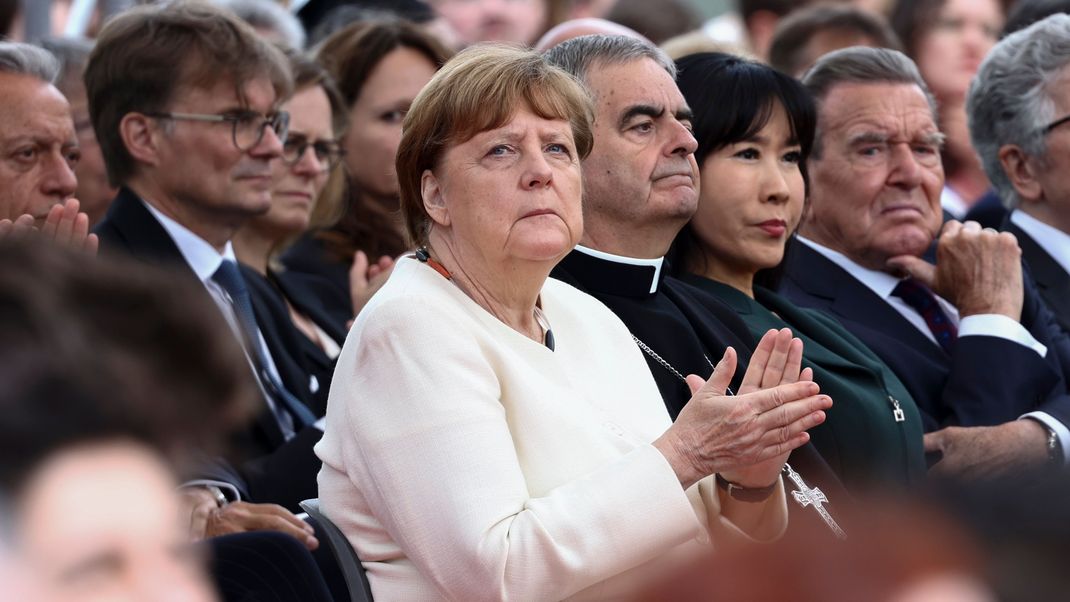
[552,247,851,537]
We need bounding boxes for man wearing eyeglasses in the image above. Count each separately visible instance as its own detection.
[968,14,1070,334]
[780,45,1070,481]
[88,2,322,548]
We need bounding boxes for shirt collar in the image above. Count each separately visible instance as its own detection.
[797,235,901,301]
[573,245,665,294]
[1011,210,1070,276]
[141,198,236,284]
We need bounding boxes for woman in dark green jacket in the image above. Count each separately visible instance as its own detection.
[669,52,926,490]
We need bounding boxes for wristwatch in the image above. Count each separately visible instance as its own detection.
[1043,423,1062,466]
[206,485,229,508]
[715,474,779,502]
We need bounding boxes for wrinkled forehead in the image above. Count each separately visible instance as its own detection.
[819,81,938,140]
[0,75,75,142]
[589,58,686,116]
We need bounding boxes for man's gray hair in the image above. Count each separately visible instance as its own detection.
[967,14,1070,210]
[0,41,60,83]
[543,34,676,85]
[214,0,306,50]
[801,46,937,157]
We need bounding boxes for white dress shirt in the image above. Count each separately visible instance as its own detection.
[797,236,1069,460]
[1012,210,1070,277]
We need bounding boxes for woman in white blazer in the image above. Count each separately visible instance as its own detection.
[316,42,832,601]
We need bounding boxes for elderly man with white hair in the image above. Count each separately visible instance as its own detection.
[0,41,96,251]
[967,13,1070,333]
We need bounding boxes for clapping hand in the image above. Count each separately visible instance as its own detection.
[0,199,99,255]
[348,250,395,325]
[654,328,830,490]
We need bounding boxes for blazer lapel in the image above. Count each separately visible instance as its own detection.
[789,244,946,364]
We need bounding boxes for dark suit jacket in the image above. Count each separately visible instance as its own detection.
[279,231,354,327]
[93,188,322,510]
[781,242,1070,433]
[1005,215,1070,334]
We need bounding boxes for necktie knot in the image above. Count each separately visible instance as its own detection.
[212,260,249,304]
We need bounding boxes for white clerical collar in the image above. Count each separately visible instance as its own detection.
[573,244,665,294]
[1012,210,1070,277]
[141,198,236,285]
[796,235,901,301]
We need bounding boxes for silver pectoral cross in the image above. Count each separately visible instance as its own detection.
[782,463,847,540]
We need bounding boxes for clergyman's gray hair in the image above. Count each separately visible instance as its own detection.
[0,41,60,83]
[542,34,676,86]
[967,13,1070,210]
[801,46,937,158]
[215,0,307,50]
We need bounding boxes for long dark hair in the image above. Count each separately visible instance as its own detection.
[668,52,816,291]
[314,18,452,263]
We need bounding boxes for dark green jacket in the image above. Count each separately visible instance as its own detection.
[681,275,926,490]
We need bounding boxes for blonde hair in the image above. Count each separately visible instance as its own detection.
[396,43,594,247]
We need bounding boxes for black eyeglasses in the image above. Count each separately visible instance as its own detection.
[145,110,290,151]
[281,134,345,169]
[1042,114,1070,135]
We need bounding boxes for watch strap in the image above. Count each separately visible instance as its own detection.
[715,473,779,502]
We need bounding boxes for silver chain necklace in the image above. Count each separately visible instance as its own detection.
[630,332,847,539]
[631,334,733,395]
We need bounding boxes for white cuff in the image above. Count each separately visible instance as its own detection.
[1021,412,1070,464]
[314,416,326,431]
[959,314,1047,358]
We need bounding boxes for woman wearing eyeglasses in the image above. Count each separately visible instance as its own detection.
[234,53,348,415]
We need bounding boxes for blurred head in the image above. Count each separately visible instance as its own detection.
[14,441,217,602]
[216,0,307,50]
[0,42,77,224]
[891,0,1003,102]
[247,53,347,249]
[603,0,701,46]
[39,37,115,227]
[86,1,292,242]
[1004,0,1070,36]
[545,34,697,258]
[397,44,592,268]
[670,53,815,291]
[967,14,1070,232]
[769,5,903,77]
[800,47,944,271]
[317,19,451,204]
[533,17,648,52]
[0,239,256,602]
[429,0,548,46]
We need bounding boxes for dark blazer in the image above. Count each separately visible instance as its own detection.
[781,241,1070,433]
[1005,215,1070,334]
[243,266,347,416]
[680,276,926,489]
[964,190,1008,230]
[279,231,354,327]
[93,188,322,510]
